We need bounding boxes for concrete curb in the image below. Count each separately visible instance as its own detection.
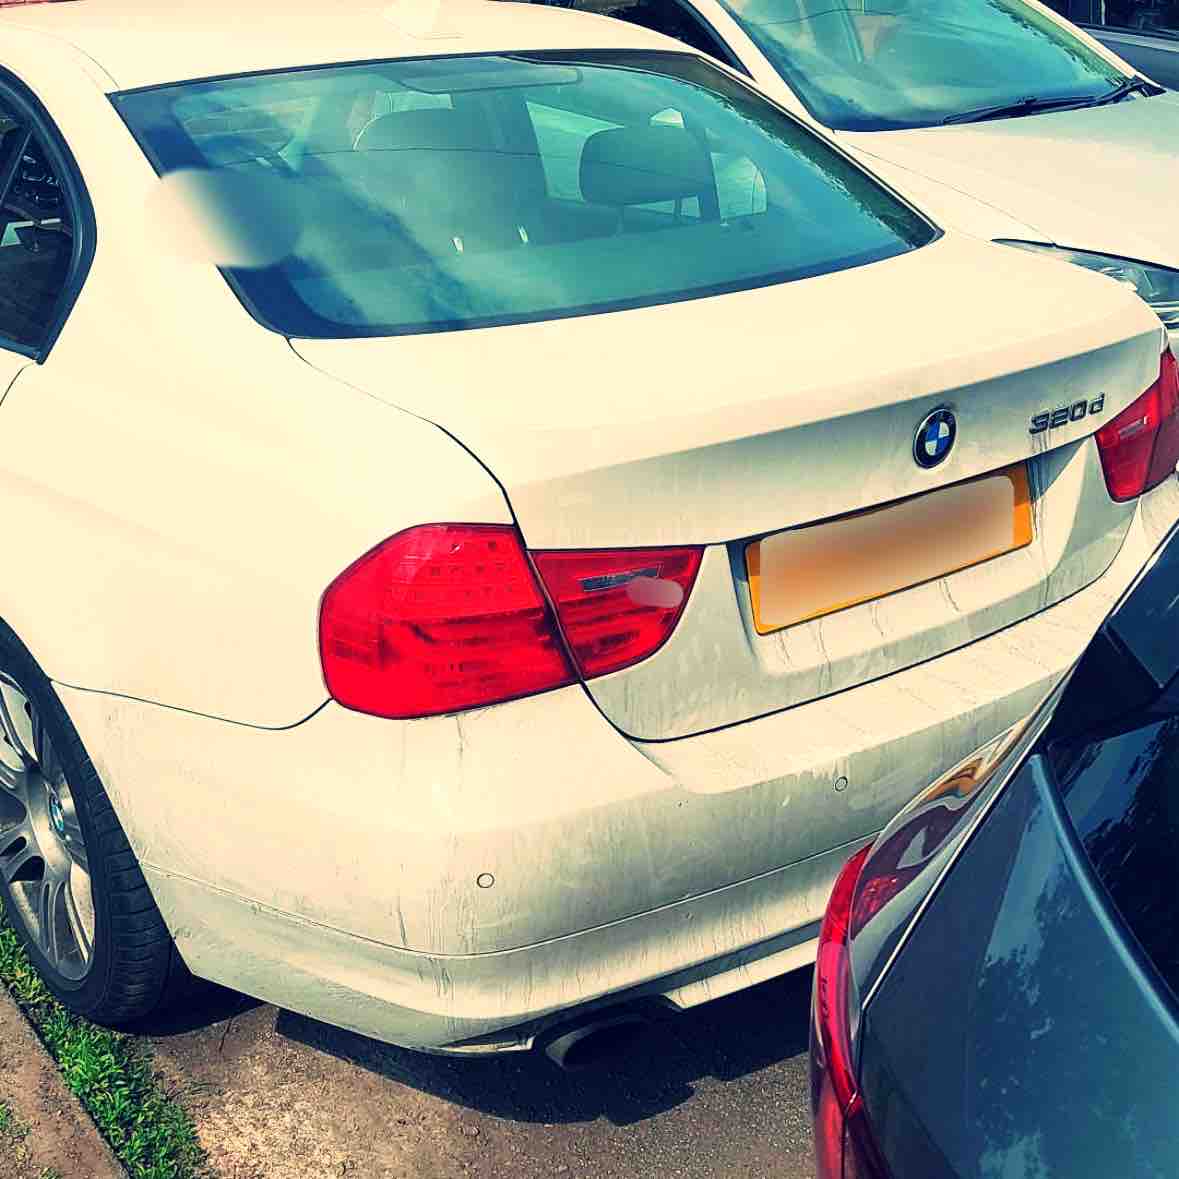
[0,986,125,1179]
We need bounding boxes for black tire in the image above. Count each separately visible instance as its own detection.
[0,624,190,1025]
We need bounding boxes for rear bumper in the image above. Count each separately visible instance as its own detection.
[140,851,836,1053]
[59,475,1179,1052]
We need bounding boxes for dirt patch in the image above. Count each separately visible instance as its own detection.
[141,970,817,1179]
[0,990,123,1179]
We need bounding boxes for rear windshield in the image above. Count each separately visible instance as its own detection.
[114,51,934,338]
[718,0,1125,131]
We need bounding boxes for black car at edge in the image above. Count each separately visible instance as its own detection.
[810,514,1179,1178]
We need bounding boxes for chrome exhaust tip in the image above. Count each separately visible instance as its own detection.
[541,1010,650,1072]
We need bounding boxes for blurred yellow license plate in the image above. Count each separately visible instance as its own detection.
[746,464,1033,635]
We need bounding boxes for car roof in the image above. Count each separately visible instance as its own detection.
[0,0,681,90]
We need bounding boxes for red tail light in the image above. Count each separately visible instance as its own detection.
[319,525,574,719]
[1096,347,1179,502]
[319,525,701,719]
[531,547,702,678]
[811,845,893,1179]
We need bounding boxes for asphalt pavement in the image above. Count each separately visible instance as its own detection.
[145,965,817,1178]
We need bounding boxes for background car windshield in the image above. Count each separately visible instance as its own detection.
[719,0,1125,130]
[115,51,933,337]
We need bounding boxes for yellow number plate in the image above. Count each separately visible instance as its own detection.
[746,464,1033,636]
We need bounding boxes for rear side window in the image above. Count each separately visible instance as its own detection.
[114,51,934,338]
[1055,718,1179,1003]
[0,112,74,352]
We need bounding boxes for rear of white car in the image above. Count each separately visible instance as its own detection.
[0,1,1177,1054]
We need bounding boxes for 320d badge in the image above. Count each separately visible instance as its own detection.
[1030,395,1106,435]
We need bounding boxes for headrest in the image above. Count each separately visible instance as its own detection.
[579,124,713,207]
[354,106,487,153]
[194,133,288,168]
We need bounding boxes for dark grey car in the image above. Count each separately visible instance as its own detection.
[809,522,1179,1178]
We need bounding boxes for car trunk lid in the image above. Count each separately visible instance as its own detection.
[293,231,1164,739]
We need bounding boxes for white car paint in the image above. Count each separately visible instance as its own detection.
[842,100,1179,272]
[61,472,1179,1051]
[0,0,1175,1052]
[294,234,1156,549]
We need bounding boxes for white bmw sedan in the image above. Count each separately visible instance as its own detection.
[533,0,1179,345]
[0,0,1176,1058]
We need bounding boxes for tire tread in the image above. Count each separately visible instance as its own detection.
[0,624,191,1026]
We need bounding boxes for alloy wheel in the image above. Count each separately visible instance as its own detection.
[0,670,95,980]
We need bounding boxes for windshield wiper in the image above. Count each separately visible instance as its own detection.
[942,92,1108,125]
[1089,75,1164,104]
[942,76,1162,125]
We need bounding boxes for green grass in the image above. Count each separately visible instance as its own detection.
[0,1099,23,1137]
[0,916,208,1179]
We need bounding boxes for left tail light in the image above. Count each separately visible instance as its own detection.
[1096,346,1179,502]
[531,546,702,678]
[319,524,702,719]
[811,845,893,1179]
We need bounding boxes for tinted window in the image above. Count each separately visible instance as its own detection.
[0,113,74,350]
[114,51,934,338]
[717,0,1125,130]
[1055,718,1179,1004]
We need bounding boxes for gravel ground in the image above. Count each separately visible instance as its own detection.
[145,965,817,1179]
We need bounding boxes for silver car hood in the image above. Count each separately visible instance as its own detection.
[840,94,1179,269]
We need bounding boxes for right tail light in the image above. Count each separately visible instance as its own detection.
[1096,346,1179,502]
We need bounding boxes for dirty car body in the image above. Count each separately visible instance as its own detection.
[0,0,1177,1055]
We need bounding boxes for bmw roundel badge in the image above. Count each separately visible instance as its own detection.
[913,408,957,470]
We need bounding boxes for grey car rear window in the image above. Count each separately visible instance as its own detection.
[114,50,935,338]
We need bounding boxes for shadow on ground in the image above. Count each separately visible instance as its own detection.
[125,979,263,1037]
[273,966,815,1128]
